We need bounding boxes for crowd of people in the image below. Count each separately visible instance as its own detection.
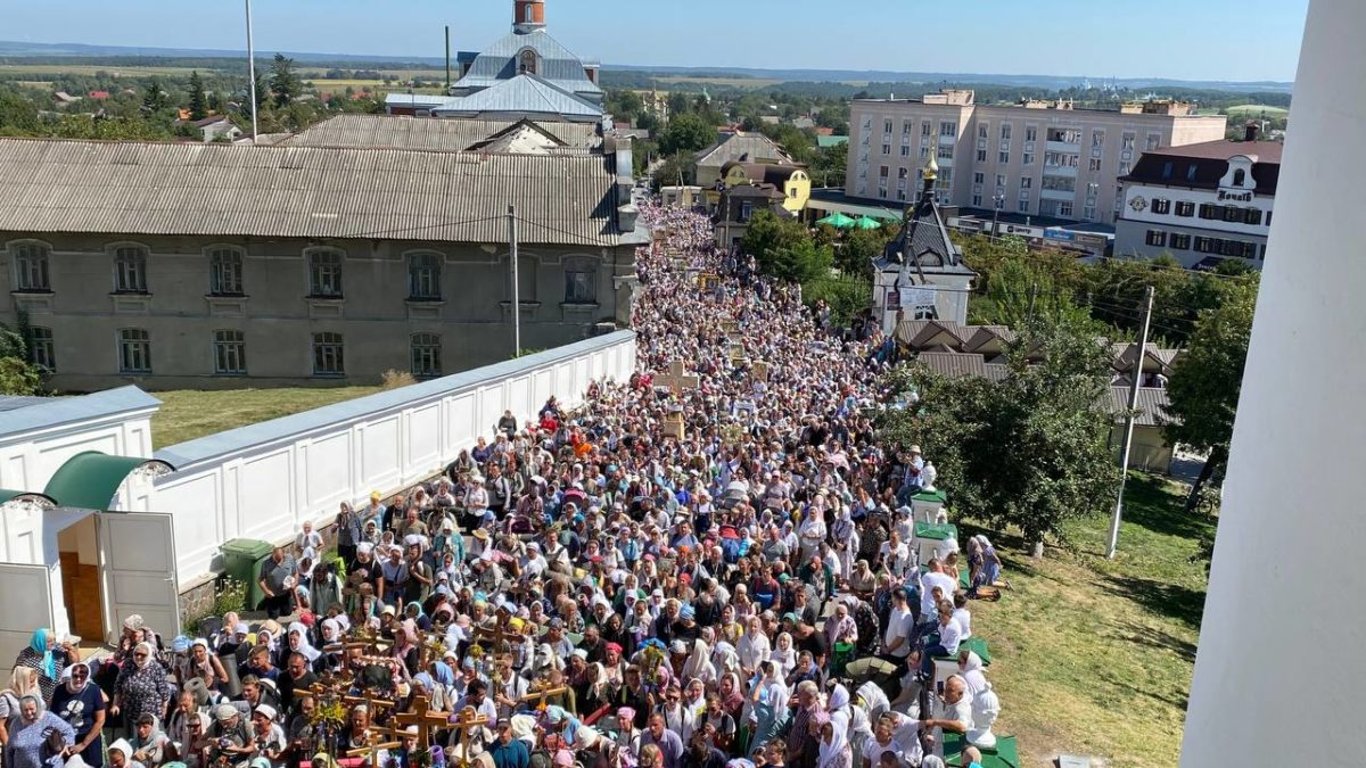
[3,202,1005,768]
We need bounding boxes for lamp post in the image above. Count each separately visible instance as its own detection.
[244,0,258,140]
[991,193,1005,238]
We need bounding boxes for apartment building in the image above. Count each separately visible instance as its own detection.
[846,89,1227,225]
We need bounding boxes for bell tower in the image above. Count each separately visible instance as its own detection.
[513,0,546,33]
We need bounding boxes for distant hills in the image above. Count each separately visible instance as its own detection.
[0,40,1294,93]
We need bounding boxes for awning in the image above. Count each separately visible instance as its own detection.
[42,451,175,511]
[0,489,58,509]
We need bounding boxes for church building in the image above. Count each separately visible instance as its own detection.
[387,0,605,123]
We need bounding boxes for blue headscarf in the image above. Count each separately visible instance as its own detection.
[431,661,455,687]
[30,628,56,679]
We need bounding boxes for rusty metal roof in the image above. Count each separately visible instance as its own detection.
[0,138,626,247]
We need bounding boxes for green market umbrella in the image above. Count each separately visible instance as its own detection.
[816,212,856,228]
[853,215,883,230]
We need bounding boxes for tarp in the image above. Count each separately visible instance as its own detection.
[42,451,174,510]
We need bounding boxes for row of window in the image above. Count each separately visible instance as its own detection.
[1144,229,1263,259]
[30,328,449,378]
[8,244,600,304]
[1146,199,1268,226]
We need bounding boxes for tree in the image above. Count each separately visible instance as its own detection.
[878,314,1118,555]
[836,226,892,278]
[649,152,695,191]
[740,210,831,283]
[658,112,714,156]
[269,53,301,108]
[141,78,167,113]
[0,324,42,396]
[1163,273,1258,510]
[187,70,207,120]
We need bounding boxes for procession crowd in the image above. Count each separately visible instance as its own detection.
[3,203,1004,768]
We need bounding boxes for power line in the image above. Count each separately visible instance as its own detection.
[341,213,506,240]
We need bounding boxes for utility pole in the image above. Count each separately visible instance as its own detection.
[508,204,521,358]
[244,0,258,140]
[1108,284,1156,559]
[444,26,451,93]
[1026,281,1039,323]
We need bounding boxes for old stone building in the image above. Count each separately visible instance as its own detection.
[0,116,644,390]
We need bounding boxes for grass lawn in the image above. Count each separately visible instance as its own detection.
[960,473,1210,768]
[151,386,381,449]
[1225,104,1289,116]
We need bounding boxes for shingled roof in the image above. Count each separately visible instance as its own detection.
[0,138,633,247]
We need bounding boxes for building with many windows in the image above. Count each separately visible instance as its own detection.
[845,89,1227,225]
[1114,129,1281,268]
[0,115,644,391]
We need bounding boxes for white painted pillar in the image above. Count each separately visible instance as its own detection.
[1181,1,1366,764]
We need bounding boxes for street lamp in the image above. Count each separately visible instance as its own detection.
[991,193,1005,238]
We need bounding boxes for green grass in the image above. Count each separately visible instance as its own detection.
[960,473,1210,768]
[1224,104,1289,117]
[151,386,381,449]
[0,64,201,77]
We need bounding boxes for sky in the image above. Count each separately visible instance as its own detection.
[2,0,1310,83]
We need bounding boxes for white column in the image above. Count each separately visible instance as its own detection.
[1181,1,1366,764]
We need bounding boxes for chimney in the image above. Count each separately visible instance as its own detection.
[1244,122,1260,142]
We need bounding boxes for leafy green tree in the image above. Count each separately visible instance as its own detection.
[1163,273,1259,510]
[879,314,1118,555]
[0,88,40,134]
[187,70,207,120]
[658,112,714,155]
[836,226,892,278]
[986,256,1093,329]
[0,324,42,396]
[649,152,695,191]
[270,53,301,108]
[740,210,831,283]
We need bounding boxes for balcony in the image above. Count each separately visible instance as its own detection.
[1042,164,1078,178]
[1046,140,1080,153]
[1039,187,1077,202]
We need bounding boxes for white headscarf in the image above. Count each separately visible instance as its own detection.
[61,662,91,694]
[287,622,321,663]
[818,716,850,768]
[958,651,989,697]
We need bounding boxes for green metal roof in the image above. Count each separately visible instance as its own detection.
[817,135,849,148]
[42,451,174,511]
[0,489,57,508]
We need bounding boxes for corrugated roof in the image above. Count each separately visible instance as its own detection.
[0,138,627,247]
[917,351,987,379]
[457,29,602,97]
[285,114,601,152]
[695,132,797,168]
[436,75,602,120]
[157,330,635,469]
[1109,386,1171,426]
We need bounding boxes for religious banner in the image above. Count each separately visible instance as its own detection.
[900,285,937,309]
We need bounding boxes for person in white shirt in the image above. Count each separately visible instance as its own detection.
[879,532,911,579]
[880,589,916,665]
[919,561,958,630]
[919,600,963,680]
[860,713,903,768]
[951,592,972,640]
[920,675,972,760]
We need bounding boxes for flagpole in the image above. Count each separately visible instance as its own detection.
[245,0,259,140]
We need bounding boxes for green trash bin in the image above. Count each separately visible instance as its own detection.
[221,538,274,613]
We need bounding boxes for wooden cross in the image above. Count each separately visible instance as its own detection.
[472,624,525,648]
[345,730,403,768]
[655,361,700,393]
[452,707,492,768]
[518,684,569,711]
[343,693,396,712]
[416,631,446,670]
[391,694,450,748]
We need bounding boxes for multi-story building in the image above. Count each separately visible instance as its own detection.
[1114,128,1281,268]
[846,89,1227,225]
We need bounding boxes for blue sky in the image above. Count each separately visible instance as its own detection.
[3,0,1309,82]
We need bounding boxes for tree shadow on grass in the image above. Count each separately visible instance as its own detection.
[1100,574,1206,629]
[1121,474,1214,542]
[1108,618,1198,664]
[1096,665,1191,711]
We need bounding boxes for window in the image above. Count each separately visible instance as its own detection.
[1086,181,1100,198]
[1022,152,1034,165]
[1046,128,1081,144]
[407,252,442,300]
[976,149,987,162]
[878,186,888,199]
[972,195,982,207]
[1000,123,1012,140]
[939,121,956,136]
[1122,133,1135,151]
[565,259,597,304]
[118,329,151,374]
[1059,201,1073,217]
[921,121,932,136]
[1266,211,1273,226]
[738,201,753,222]
[1223,205,1243,223]
[1089,158,1103,172]
[1194,236,1214,253]
[1020,177,1033,189]
[879,166,889,178]
[1232,168,1247,187]
[1161,161,1175,179]
[900,145,910,157]
[312,332,344,376]
[896,189,907,202]
[1152,198,1171,215]
[411,333,442,378]
[919,146,929,160]
[937,146,953,159]
[1091,130,1106,148]
[28,327,54,370]
[898,168,909,180]
[902,121,913,135]
[998,151,1009,164]
[10,242,50,291]
[882,144,891,155]
[1025,126,1037,142]
[1198,203,1217,220]
[213,330,247,375]
[208,247,244,295]
[113,245,148,293]
[308,249,343,298]
[1017,199,1030,213]
[1170,233,1192,250]
[977,124,988,139]
[519,50,537,75]
[1118,161,1131,175]
[996,174,1007,188]
[1175,201,1195,217]
[1083,206,1097,220]
[1146,133,1162,151]
[973,172,985,184]
[1145,229,1168,247]
[884,119,893,133]
[1041,175,1075,192]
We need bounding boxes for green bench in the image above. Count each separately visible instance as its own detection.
[942,733,1020,767]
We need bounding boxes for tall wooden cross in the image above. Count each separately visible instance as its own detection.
[390,694,450,748]
[345,730,403,768]
[451,707,492,768]
[472,624,525,648]
[518,684,569,711]
[655,361,700,393]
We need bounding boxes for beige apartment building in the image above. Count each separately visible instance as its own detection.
[846,89,1227,225]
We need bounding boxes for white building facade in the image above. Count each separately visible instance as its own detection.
[1114,135,1281,268]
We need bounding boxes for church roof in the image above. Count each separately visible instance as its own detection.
[875,183,975,277]
[457,28,602,98]
[435,75,602,122]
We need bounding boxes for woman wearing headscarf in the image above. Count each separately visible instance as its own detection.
[816,713,851,768]
[735,617,770,678]
[746,661,787,752]
[113,642,171,734]
[13,629,74,703]
[49,662,107,768]
[2,693,74,768]
[391,620,420,677]
[680,640,715,687]
[188,639,228,692]
[105,738,145,768]
[0,668,42,751]
[769,633,796,679]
